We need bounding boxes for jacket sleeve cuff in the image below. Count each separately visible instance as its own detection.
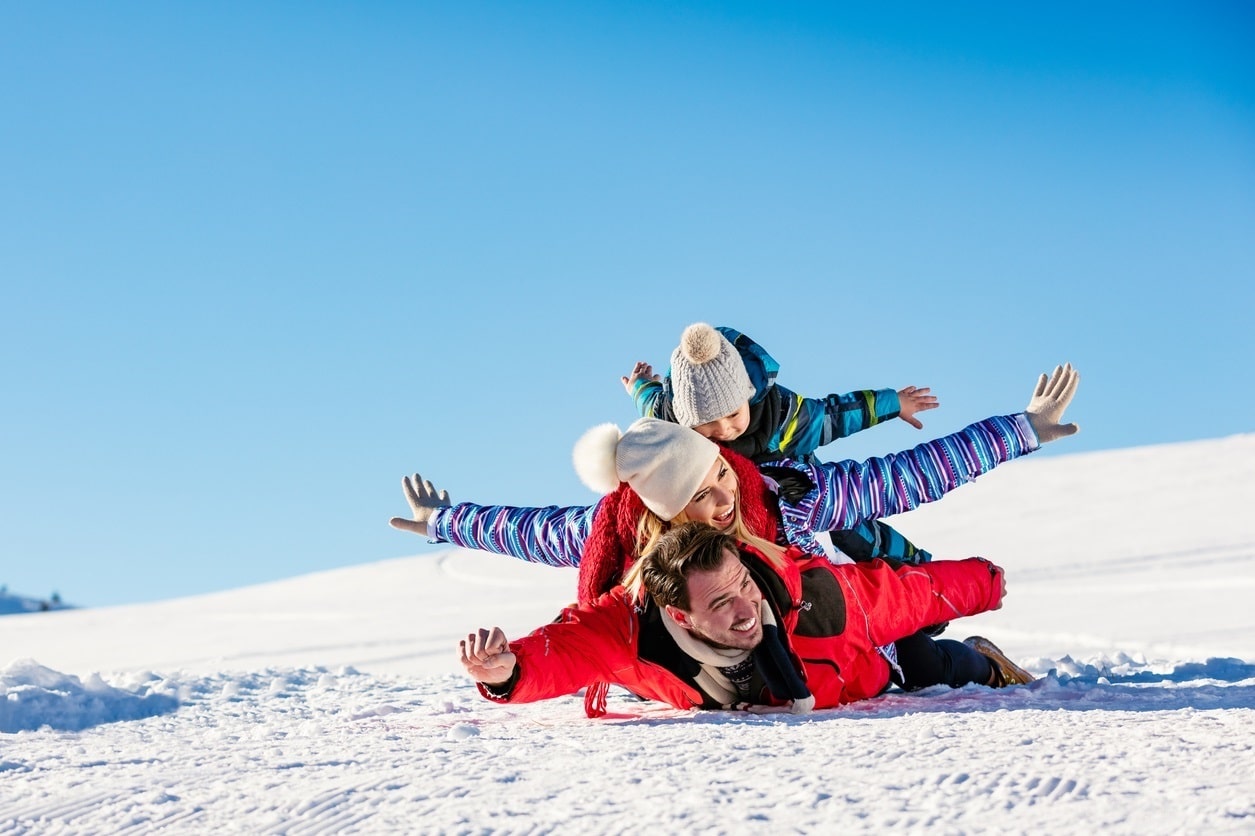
[426,506,451,543]
[476,664,521,702]
[876,388,901,421]
[1011,413,1041,452]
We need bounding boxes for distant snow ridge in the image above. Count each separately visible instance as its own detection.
[0,591,73,616]
[0,660,179,733]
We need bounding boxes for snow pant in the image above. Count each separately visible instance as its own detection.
[891,631,993,691]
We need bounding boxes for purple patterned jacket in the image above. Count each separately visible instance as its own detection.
[428,414,1039,565]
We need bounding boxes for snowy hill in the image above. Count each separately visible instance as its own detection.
[2,434,1255,832]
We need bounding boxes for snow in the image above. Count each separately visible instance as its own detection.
[3,434,1255,833]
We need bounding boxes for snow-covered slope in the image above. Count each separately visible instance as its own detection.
[2,434,1254,833]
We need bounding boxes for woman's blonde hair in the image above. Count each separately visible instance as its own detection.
[623,455,788,595]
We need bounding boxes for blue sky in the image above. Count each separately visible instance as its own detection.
[3,2,1252,607]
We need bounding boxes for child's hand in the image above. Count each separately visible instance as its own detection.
[621,361,660,395]
[897,386,939,430]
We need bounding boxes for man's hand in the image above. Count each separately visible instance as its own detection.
[388,473,451,538]
[992,565,1008,610]
[896,385,939,430]
[621,361,659,395]
[459,627,517,686]
[1025,363,1081,444]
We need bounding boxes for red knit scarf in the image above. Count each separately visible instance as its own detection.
[576,446,780,604]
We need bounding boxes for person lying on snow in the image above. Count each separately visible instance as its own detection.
[623,321,942,565]
[459,522,1032,717]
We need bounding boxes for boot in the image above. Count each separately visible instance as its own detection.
[964,636,1034,687]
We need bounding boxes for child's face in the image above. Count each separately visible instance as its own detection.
[692,402,750,443]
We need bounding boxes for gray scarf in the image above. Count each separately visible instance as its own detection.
[661,601,814,713]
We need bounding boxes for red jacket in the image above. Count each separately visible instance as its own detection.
[478,545,1005,714]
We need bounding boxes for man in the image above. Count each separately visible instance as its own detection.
[459,523,1031,717]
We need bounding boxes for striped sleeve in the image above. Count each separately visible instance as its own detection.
[772,413,1039,554]
[427,501,600,568]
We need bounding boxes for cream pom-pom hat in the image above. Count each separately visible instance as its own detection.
[669,323,755,427]
[572,417,720,521]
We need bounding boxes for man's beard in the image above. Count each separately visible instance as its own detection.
[689,620,762,652]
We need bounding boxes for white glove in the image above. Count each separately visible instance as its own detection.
[388,473,451,537]
[1025,363,1080,444]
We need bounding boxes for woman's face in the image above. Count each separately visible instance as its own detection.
[680,457,737,530]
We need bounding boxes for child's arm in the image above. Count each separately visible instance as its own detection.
[621,361,675,421]
[768,383,902,459]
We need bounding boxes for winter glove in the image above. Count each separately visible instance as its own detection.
[1025,363,1080,444]
[388,473,451,537]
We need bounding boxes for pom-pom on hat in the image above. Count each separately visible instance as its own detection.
[669,323,756,427]
[573,417,720,521]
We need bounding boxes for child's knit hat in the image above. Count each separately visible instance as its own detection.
[670,323,756,427]
[573,418,719,522]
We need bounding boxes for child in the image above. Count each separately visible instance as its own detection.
[623,323,940,565]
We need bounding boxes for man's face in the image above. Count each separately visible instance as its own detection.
[667,546,764,651]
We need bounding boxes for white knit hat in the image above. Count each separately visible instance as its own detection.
[669,323,756,427]
[572,418,720,521]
